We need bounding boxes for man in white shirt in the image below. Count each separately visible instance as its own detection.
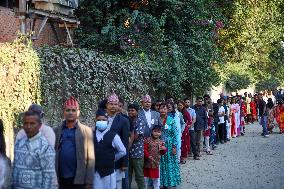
[217,99,225,144]
[138,95,162,137]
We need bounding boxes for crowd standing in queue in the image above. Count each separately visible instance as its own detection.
[0,90,284,189]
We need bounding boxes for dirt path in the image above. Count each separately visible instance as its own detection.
[180,123,284,189]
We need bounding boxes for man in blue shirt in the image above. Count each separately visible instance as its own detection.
[54,97,94,189]
[193,97,208,158]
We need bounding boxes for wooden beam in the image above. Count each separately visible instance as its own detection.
[64,21,73,46]
[31,16,48,39]
[28,8,80,24]
[58,23,78,28]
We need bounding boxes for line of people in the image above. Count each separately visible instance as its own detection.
[0,91,283,189]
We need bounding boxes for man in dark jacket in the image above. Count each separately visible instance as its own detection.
[258,93,269,137]
[106,93,130,189]
[193,97,208,157]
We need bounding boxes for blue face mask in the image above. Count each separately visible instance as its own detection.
[96,121,108,131]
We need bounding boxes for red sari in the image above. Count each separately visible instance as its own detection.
[181,109,191,159]
[278,106,284,133]
[250,101,257,121]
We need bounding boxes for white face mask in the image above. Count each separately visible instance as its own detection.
[96,121,108,131]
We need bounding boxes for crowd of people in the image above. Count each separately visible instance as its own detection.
[0,90,284,189]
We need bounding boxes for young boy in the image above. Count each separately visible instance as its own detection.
[144,125,167,189]
[94,109,126,189]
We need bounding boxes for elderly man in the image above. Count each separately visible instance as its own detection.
[138,95,162,138]
[12,111,58,189]
[16,103,55,147]
[54,96,94,189]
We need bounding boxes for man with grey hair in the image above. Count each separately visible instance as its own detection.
[16,103,55,147]
[12,111,58,189]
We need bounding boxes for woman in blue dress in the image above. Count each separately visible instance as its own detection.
[159,102,181,187]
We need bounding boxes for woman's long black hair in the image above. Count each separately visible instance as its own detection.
[167,102,176,117]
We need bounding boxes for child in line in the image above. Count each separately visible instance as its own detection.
[144,125,167,189]
[93,109,126,189]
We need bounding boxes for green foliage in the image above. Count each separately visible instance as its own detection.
[219,0,284,85]
[75,0,225,96]
[255,78,281,92]
[36,46,155,125]
[225,73,251,92]
[0,37,41,158]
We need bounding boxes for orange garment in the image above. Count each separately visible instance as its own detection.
[278,106,284,133]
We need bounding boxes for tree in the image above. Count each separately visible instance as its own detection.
[75,0,226,96]
[219,0,284,86]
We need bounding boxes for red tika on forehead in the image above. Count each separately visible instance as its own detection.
[64,96,79,109]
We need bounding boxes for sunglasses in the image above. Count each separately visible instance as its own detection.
[65,109,77,113]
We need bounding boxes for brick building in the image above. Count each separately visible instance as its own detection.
[0,0,78,46]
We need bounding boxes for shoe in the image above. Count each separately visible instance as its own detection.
[220,140,224,144]
[261,133,264,136]
[226,138,231,142]
[206,151,213,155]
[264,135,269,137]
[241,132,245,136]
[194,156,200,160]
[196,153,202,157]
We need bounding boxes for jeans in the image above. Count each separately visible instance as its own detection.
[189,130,197,156]
[195,130,202,155]
[213,122,218,144]
[129,158,144,189]
[260,116,268,135]
[122,170,129,189]
[217,123,225,142]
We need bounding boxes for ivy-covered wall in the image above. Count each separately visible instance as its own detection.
[37,46,156,126]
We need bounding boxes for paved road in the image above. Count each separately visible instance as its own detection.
[131,124,284,189]
[180,124,284,189]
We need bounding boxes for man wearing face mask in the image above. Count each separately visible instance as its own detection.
[54,96,95,189]
[94,109,126,189]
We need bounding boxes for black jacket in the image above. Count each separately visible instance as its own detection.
[110,114,130,169]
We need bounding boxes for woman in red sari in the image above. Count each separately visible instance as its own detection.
[177,100,191,164]
[250,97,257,123]
[230,98,238,137]
[277,100,284,134]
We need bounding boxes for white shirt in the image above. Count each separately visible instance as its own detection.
[96,129,126,162]
[143,109,152,128]
[218,106,225,124]
[107,115,116,130]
